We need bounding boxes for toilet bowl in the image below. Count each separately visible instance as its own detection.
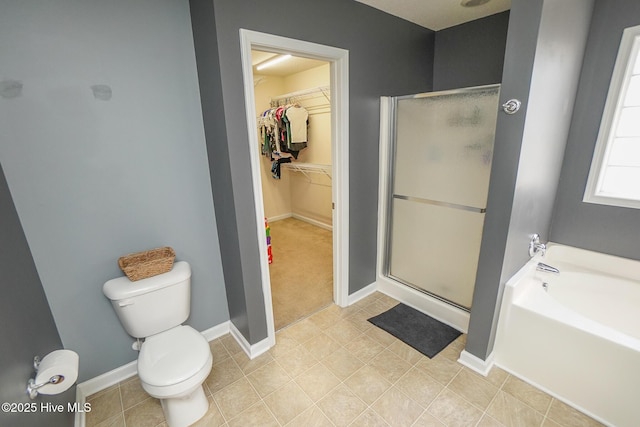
[103,261,213,427]
[138,325,212,427]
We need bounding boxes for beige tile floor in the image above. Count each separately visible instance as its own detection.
[268,218,333,330]
[86,293,603,427]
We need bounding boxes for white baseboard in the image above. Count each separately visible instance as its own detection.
[201,321,231,342]
[458,350,495,377]
[347,281,378,305]
[75,358,138,427]
[291,213,332,231]
[229,321,274,359]
[267,213,292,223]
[76,359,138,400]
[376,276,470,333]
[74,387,89,427]
[267,212,332,231]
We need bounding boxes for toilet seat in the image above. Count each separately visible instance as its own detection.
[138,325,211,390]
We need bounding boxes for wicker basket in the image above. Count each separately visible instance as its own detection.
[118,246,176,281]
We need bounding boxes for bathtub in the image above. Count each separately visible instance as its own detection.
[494,243,640,427]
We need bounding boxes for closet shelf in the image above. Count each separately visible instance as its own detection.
[270,85,330,107]
[282,162,332,180]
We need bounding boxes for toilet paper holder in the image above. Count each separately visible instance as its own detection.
[26,355,66,399]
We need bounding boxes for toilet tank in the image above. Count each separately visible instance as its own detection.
[103,261,191,338]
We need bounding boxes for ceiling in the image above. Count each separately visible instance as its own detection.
[252,0,512,77]
[355,0,511,31]
[252,51,327,77]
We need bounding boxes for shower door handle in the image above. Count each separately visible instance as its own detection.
[502,99,521,115]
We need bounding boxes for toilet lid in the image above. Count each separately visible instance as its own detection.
[138,325,211,387]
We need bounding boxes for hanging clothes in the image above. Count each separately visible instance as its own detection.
[285,105,309,145]
[259,109,277,157]
[271,157,291,179]
[258,103,309,178]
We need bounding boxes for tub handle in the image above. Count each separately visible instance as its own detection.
[529,234,546,257]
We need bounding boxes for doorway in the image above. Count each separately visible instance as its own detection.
[239,30,349,343]
[252,50,333,330]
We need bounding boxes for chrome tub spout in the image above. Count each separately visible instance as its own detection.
[537,262,560,274]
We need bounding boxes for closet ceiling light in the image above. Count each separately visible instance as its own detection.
[256,54,292,71]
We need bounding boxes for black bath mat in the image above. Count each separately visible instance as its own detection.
[368,303,461,358]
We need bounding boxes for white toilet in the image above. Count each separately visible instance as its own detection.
[103,261,212,427]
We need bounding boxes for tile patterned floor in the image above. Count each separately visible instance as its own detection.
[86,293,603,427]
[268,218,333,330]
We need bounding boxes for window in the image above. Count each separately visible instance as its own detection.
[584,25,640,209]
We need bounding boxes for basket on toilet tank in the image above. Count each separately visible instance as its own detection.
[103,261,190,338]
[118,246,175,281]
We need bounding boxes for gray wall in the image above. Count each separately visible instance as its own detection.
[551,0,640,259]
[0,0,228,381]
[501,0,593,284]
[466,0,593,360]
[191,0,434,344]
[0,163,74,427]
[189,0,250,339]
[433,11,510,92]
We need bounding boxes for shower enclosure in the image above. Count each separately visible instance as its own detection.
[381,85,500,311]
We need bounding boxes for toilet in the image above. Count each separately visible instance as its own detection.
[103,261,212,427]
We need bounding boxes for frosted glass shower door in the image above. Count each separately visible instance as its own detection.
[387,85,500,310]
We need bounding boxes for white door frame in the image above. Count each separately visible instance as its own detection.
[239,29,350,345]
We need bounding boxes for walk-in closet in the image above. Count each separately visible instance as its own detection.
[251,50,334,330]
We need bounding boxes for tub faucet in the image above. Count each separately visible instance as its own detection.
[536,262,560,274]
[529,234,546,257]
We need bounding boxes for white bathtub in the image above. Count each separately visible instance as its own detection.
[494,243,640,427]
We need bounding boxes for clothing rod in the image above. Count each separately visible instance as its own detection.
[270,85,330,103]
[257,108,328,119]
